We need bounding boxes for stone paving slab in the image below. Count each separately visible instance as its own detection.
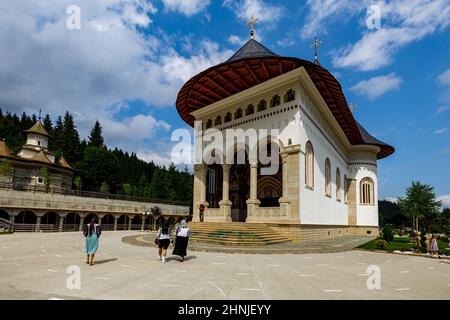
[1,232,449,300]
[122,232,377,254]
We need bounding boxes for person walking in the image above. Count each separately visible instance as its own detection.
[172,219,191,262]
[430,234,439,256]
[83,217,101,266]
[156,221,171,263]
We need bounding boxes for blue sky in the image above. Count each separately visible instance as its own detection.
[0,0,449,204]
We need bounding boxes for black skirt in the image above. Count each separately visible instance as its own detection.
[172,236,189,257]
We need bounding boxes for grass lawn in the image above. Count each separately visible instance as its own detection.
[358,236,449,254]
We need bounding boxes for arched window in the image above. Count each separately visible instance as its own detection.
[205,119,212,129]
[305,142,314,188]
[344,175,348,203]
[360,177,374,205]
[234,108,243,120]
[257,99,267,112]
[224,112,232,123]
[284,89,295,103]
[325,158,331,197]
[336,168,341,201]
[270,94,280,108]
[245,104,254,116]
[214,115,222,126]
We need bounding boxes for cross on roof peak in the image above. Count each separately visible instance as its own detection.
[246,16,260,40]
[310,36,323,63]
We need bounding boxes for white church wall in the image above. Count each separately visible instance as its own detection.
[351,164,378,226]
[296,85,350,225]
[26,134,48,149]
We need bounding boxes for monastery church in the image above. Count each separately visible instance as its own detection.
[175,24,394,238]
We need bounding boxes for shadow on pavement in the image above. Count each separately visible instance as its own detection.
[93,258,118,265]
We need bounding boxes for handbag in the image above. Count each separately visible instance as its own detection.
[154,237,159,245]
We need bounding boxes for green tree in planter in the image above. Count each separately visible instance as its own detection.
[74,176,82,194]
[0,158,12,175]
[398,181,442,232]
[382,224,394,244]
[419,231,428,253]
[100,181,109,193]
[122,183,133,196]
[38,167,51,192]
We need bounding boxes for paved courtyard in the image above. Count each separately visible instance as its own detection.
[0,231,449,300]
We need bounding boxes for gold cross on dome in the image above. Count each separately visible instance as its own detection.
[246,16,260,39]
[349,102,358,112]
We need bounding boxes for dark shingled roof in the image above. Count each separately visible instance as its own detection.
[227,39,278,62]
[176,38,395,159]
[357,122,395,158]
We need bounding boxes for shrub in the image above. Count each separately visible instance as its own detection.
[383,225,394,244]
[419,231,428,253]
[375,239,389,250]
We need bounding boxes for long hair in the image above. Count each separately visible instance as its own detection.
[88,217,98,236]
[161,220,169,235]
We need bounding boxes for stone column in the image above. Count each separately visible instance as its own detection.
[278,153,291,219]
[140,216,145,231]
[219,164,232,222]
[246,164,260,219]
[35,214,42,232]
[193,163,209,222]
[113,215,118,231]
[58,214,65,232]
[79,216,84,232]
[347,178,357,226]
[128,216,132,230]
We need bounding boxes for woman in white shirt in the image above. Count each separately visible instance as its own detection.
[172,220,191,262]
[156,221,171,263]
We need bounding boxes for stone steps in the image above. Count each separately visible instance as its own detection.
[188,222,291,247]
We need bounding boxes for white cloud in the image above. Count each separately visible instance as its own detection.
[438,195,450,208]
[350,73,402,100]
[223,0,283,25]
[381,197,398,203]
[327,0,450,71]
[438,68,450,86]
[0,0,232,160]
[434,128,448,135]
[301,0,368,39]
[161,40,234,83]
[228,34,245,46]
[435,106,450,115]
[161,0,210,16]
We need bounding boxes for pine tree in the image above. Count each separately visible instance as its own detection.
[51,116,64,153]
[62,111,81,163]
[42,114,53,135]
[88,120,104,148]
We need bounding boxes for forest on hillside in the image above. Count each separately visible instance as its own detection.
[0,109,193,204]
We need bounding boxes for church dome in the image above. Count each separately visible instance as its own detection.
[24,120,50,137]
[175,39,394,159]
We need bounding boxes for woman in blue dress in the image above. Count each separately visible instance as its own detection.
[83,218,101,266]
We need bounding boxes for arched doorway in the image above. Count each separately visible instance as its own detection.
[84,213,99,225]
[145,215,154,230]
[229,149,250,222]
[131,215,142,230]
[117,215,129,230]
[101,214,115,231]
[206,164,223,209]
[257,141,282,207]
[15,211,37,231]
[41,212,60,231]
[65,212,80,232]
[0,209,9,220]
